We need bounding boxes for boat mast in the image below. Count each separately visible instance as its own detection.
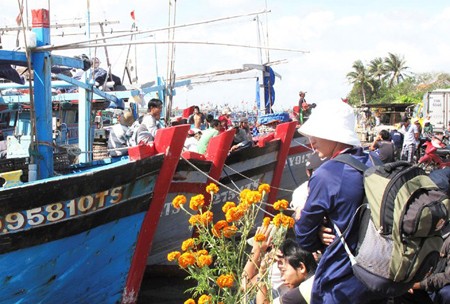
[165,0,177,125]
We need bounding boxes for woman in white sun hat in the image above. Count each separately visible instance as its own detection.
[294,101,383,303]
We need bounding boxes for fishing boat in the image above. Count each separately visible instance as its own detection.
[0,9,189,303]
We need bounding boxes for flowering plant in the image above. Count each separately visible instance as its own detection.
[167,183,294,304]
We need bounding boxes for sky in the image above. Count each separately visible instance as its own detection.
[1,0,450,112]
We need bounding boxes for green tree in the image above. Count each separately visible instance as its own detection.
[346,60,373,105]
[384,53,409,88]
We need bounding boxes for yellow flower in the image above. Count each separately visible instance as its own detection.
[167,251,181,262]
[254,233,266,242]
[258,183,270,194]
[223,225,238,238]
[263,217,271,227]
[273,199,289,211]
[172,195,187,209]
[182,238,196,252]
[178,252,196,268]
[206,183,219,194]
[273,213,295,228]
[197,254,213,268]
[190,194,205,211]
[216,274,234,289]
[198,295,212,304]
[184,299,196,304]
[222,201,236,213]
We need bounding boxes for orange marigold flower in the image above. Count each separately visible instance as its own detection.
[280,214,295,228]
[223,225,238,238]
[198,294,212,304]
[206,183,219,194]
[197,254,213,267]
[189,194,205,211]
[240,188,251,200]
[273,199,289,211]
[181,238,196,252]
[167,251,181,262]
[212,220,229,237]
[258,183,270,194]
[288,216,295,228]
[189,214,200,226]
[222,201,236,213]
[245,190,262,204]
[172,194,187,209]
[273,213,283,227]
[196,249,209,256]
[225,207,244,222]
[263,217,271,227]
[200,210,213,225]
[254,233,266,242]
[184,299,196,304]
[216,274,234,289]
[178,252,196,268]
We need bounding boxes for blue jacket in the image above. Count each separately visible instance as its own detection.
[295,148,377,303]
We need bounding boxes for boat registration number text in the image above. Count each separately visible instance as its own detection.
[0,187,123,234]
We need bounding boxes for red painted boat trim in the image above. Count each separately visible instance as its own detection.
[123,124,189,302]
[266,121,297,209]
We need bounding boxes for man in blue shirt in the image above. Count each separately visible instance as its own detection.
[295,101,382,303]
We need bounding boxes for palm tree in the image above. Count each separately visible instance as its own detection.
[384,53,408,88]
[368,57,385,83]
[346,60,373,104]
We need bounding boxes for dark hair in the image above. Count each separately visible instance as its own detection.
[210,119,220,128]
[148,98,163,110]
[193,106,200,111]
[379,129,390,141]
[206,114,214,123]
[281,238,317,274]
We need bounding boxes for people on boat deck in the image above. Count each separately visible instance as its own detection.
[297,91,314,124]
[90,57,124,91]
[196,119,221,154]
[188,106,206,130]
[295,100,383,303]
[134,98,163,144]
[230,117,254,152]
[183,128,202,152]
[369,129,395,163]
[107,111,134,157]
[218,107,232,129]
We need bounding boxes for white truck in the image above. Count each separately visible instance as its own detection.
[418,89,450,133]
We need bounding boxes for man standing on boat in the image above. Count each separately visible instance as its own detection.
[298,91,314,124]
[107,111,135,157]
[188,106,206,130]
[135,98,163,144]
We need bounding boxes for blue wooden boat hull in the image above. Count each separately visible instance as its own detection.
[0,155,163,303]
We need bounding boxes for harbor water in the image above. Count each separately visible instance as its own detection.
[138,273,195,304]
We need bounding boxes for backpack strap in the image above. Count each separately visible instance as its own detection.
[333,153,369,172]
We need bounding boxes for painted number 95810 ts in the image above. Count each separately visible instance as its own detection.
[0,187,123,234]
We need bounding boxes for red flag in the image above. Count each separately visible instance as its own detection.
[130,10,135,21]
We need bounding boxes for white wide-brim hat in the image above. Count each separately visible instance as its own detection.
[298,101,361,147]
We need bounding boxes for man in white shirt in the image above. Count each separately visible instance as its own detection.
[400,116,419,163]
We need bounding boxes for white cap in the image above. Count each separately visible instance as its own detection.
[298,101,361,147]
